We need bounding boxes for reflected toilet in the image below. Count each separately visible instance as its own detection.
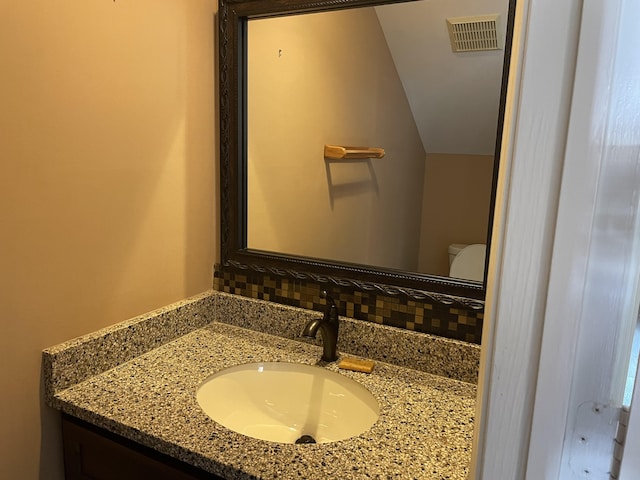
[448,244,486,281]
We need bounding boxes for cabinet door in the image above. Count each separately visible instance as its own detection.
[62,415,221,480]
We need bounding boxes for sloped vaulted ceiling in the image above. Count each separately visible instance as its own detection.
[376,0,509,155]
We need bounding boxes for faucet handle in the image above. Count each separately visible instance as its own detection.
[320,290,335,306]
[320,290,339,324]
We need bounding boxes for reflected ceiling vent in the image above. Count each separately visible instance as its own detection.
[446,14,502,52]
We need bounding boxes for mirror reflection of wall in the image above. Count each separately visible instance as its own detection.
[247,0,508,278]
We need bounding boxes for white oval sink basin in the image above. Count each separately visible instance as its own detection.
[196,362,379,444]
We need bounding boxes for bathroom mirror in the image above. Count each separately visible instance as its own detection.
[219,0,515,304]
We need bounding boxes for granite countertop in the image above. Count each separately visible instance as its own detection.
[44,292,477,479]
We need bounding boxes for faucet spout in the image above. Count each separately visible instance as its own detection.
[301,318,322,338]
[301,291,339,362]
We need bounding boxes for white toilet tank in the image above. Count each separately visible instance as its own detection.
[449,244,486,281]
[448,243,469,266]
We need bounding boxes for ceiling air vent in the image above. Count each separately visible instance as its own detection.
[446,14,502,52]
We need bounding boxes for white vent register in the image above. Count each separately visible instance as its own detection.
[446,14,502,52]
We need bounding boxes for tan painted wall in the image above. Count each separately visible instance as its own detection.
[0,1,217,478]
[247,9,426,272]
[418,153,494,276]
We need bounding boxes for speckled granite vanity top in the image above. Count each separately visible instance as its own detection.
[44,291,479,479]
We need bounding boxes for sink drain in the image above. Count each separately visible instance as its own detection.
[295,435,317,444]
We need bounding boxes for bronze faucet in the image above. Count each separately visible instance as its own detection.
[302,291,339,362]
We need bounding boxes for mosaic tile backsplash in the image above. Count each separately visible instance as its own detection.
[214,267,483,344]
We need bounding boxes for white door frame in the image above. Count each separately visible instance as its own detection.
[472,0,640,478]
[527,0,640,476]
[470,0,583,476]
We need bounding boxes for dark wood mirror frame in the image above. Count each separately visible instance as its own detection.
[218,0,516,311]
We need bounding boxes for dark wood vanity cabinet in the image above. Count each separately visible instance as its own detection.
[61,415,223,480]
